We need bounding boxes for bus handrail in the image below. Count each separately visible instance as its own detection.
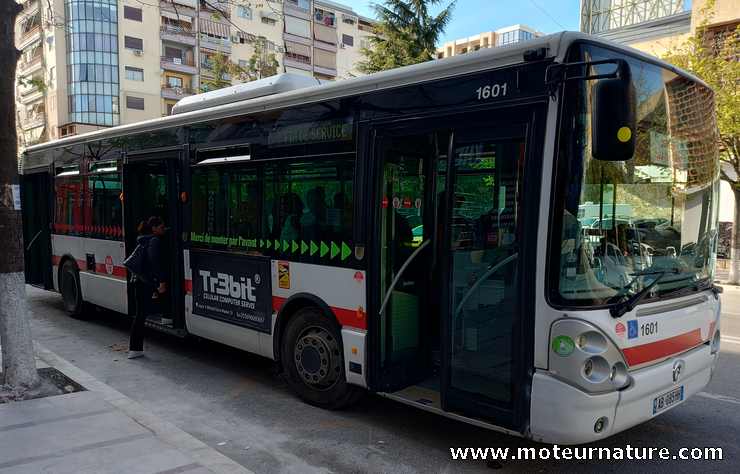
[378,240,431,317]
[25,229,43,252]
[454,253,518,318]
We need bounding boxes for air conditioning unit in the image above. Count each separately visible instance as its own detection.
[133,49,143,56]
[340,43,346,49]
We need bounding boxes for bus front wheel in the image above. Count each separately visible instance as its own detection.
[280,307,361,409]
[60,260,88,318]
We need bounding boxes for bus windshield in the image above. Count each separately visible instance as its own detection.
[554,44,720,306]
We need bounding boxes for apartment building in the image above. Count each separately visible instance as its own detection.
[283,0,376,80]
[580,0,739,57]
[437,24,543,59]
[14,0,376,148]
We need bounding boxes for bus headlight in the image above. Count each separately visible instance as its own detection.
[550,319,631,393]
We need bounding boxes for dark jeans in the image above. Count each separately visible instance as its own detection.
[130,280,156,351]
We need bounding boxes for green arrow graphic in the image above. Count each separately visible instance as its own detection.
[341,242,351,261]
[330,242,339,259]
[320,241,329,258]
[301,241,308,254]
[283,240,289,252]
[291,240,299,253]
[266,239,272,249]
[274,240,280,251]
[310,241,318,256]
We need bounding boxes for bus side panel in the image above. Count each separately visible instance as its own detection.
[182,249,368,386]
[52,234,128,314]
[182,248,269,358]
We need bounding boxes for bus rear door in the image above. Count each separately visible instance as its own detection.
[123,149,185,333]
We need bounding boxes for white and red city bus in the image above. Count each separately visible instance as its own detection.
[20,32,722,444]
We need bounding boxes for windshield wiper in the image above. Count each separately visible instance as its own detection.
[607,268,680,318]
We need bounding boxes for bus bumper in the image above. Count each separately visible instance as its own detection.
[529,342,718,445]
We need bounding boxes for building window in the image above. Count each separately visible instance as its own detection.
[261,16,276,26]
[125,66,144,81]
[126,96,145,110]
[237,5,251,19]
[124,36,143,50]
[64,0,119,127]
[166,102,175,115]
[342,15,356,25]
[123,6,142,22]
[342,34,353,47]
[166,75,183,88]
[314,8,335,27]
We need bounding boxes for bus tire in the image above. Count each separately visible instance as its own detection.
[59,260,89,319]
[280,306,361,410]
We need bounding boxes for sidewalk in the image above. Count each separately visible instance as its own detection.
[0,343,253,474]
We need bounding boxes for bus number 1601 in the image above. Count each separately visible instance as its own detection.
[476,83,508,100]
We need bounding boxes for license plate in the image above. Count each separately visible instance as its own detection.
[652,386,684,415]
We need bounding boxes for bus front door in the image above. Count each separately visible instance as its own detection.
[440,120,534,429]
[123,153,184,332]
[375,130,445,391]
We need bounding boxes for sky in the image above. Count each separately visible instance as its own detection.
[346,0,582,44]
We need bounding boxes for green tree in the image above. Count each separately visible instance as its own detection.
[663,1,740,283]
[200,42,280,92]
[359,0,455,73]
[244,40,280,82]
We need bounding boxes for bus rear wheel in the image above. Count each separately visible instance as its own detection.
[60,260,88,319]
[280,307,361,409]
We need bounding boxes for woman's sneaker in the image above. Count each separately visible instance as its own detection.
[127,350,145,359]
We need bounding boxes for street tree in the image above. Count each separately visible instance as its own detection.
[359,0,455,73]
[0,1,40,395]
[663,2,740,284]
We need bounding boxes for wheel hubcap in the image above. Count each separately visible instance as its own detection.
[294,326,341,390]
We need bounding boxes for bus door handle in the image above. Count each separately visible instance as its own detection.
[378,239,431,317]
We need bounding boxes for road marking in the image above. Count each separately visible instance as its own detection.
[697,392,740,406]
[721,336,740,345]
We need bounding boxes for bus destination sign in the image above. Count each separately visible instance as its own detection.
[190,250,273,334]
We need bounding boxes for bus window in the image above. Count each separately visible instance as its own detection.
[87,170,123,239]
[191,165,261,251]
[54,176,83,235]
[263,157,354,262]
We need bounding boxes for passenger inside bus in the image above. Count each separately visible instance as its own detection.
[277,192,304,241]
[301,187,327,240]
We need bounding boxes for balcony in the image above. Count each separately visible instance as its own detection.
[17,54,43,76]
[16,0,39,20]
[19,25,41,49]
[160,55,197,75]
[200,1,230,18]
[160,25,197,45]
[18,80,44,104]
[161,85,194,100]
[20,112,45,131]
[199,34,231,53]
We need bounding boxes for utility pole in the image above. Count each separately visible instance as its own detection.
[0,0,40,393]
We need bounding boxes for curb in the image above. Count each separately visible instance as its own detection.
[34,341,255,474]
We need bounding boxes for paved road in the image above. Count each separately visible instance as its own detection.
[25,285,740,473]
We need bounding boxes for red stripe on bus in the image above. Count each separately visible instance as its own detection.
[623,329,704,366]
[272,295,366,330]
[93,263,127,278]
[184,279,192,294]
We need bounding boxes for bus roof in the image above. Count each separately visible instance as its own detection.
[23,31,707,158]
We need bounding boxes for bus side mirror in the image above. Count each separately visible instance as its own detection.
[591,72,636,161]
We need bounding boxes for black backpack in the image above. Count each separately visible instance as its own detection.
[123,238,151,284]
